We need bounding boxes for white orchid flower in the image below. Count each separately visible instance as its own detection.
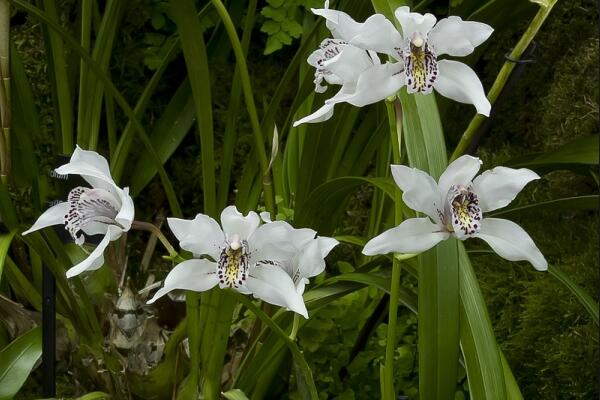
[258,212,338,295]
[312,4,493,116]
[23,146,135,278]
[292,38,404,126]
[287,236,339,295]
[363,155,547,270]
[148,206,320,318]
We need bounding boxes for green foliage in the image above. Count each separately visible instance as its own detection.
[295,287,418,399]
[259,0,320,54]
[0,327,42,400]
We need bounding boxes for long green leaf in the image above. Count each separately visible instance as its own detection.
[78,0,125,150]
[295,176,396,233]
[129,79,195,196]
[506,135,599,172]
[399,88,461,400]
[0,229,15,286]
[37,0,73,153]
[548,265,599,326]
[0,327,42,400]
[458,245,507,399]
[490,195,599,217]
[170,0,216,217]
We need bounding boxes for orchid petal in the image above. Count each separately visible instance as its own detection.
[433,59,491,116]
[115,187,134,231]
[324,45,377,82]
[292,103,336,127]
[249,221,316,263]
[168,215,224,259]
[22,202,69,235]
[474,218,547,270]
[472,167,540,212]
[362,218,449,255]
[297,236,338,279]
[65,225,120,278]
[81,221,109,236]
[220,206,260,240]
[312,7,402,55]
[428,16,493,57]
[437,155,482,196]
[246,264,309,318]
[147,259,219,304]
[391,164,442,222]
[325,62,405,107]
[54,145,117,192]
[394,6,436,39]
[259,211,272,223]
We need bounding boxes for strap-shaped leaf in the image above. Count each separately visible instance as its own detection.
[0,327,42,400]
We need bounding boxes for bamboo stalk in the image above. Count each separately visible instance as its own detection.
[0,0,11,183]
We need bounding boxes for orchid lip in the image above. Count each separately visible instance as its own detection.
[63,186,123,245]
[443,184,482,239]
[217,238,249,289]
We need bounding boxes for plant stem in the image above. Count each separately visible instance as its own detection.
[130,220,179,259]
[451,2,558,161]
[210,0,276,217]
[289,313,300,340]
[383,99,404,398]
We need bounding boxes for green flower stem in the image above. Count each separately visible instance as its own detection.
[289,313,300,340]
[383,99,404,398]
[210,0,276,217]
[450,1,558,161]
[130,220,179,259]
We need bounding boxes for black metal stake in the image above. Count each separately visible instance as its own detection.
[42,264,56,397]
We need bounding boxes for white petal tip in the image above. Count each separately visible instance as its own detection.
[361,244,380,256]
[533,260,548,271]
[65,269,80,279]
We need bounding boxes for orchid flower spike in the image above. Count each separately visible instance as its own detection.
[311,4,493,116]
[363,155,547,271]
[148,206,336,319]
[23,146,135,278]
